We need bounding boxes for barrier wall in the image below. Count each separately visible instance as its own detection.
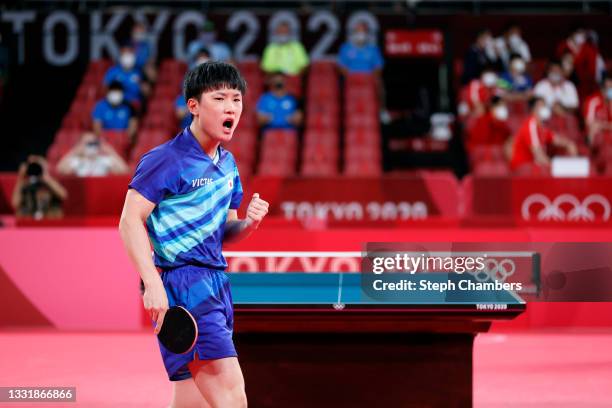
[1,227,612,331]
[3,173,612,226]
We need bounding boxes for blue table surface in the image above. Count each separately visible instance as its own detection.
[228,273,525,306]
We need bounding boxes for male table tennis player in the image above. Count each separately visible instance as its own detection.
[119,61,268,408]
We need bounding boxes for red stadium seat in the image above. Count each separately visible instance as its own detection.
[102,130,131,159]
[344,160,381,176]
[472,161,510,176]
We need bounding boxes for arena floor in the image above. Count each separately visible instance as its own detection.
[0,330,611,407]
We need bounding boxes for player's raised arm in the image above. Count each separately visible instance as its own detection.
[119,189,168,333]
[223,193,269,242]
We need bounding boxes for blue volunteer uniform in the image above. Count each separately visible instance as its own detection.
[174,95,192,130]
[92,100,132,130]
[104,65,143,103]
[337,42,384,74]
[128,126,244,381]
[256,92,298,129]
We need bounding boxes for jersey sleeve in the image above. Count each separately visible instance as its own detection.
[229,163,244,210]
[128,147,180,204]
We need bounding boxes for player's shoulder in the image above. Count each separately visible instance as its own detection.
[139,133,182,164]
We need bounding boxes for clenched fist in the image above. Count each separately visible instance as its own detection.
[246,193,269,229]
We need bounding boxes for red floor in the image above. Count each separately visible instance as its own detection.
[1,330,611,407]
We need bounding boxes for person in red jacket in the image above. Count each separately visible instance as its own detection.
[583,75,612,145]
[466,96,511,152]
[557,28,605,101]
[510,96,577,170]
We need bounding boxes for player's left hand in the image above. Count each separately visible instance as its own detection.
[246,193,269,229]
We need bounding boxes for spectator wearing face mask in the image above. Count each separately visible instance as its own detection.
[583,75,612,144]
[494,23,532,68]
[103,43,148,107]
[466,96,512,152]
[12,156,67,220]
[92,81,138,141]
[510,96,577,171]
[461,66,501,118]
[256,72,303,130]
[534,60,579,115]
[56,132,129,177]
[261,22,309,75]
[337,21,384,75]
[500,54,533,99]
[462,29,503,85]
[131,22,157,82]
[187,21,232,64]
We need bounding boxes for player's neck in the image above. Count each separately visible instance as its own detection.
[189,123,220,159]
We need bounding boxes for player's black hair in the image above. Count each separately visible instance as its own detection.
[108,81,124,92]
[601,73,612,87]
[528,96,544,111]
[509,53,523,62]
[183,61,247,102]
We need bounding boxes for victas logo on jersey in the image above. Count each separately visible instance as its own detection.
[192,178,213,188]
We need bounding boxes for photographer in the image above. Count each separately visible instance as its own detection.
[11,156,67,219]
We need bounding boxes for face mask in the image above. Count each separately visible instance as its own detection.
[548,72,563,83]
[482,72,497,87]
[107,90,123,106]
[573,33,586,45]
[119,52,136,70]
[511,59,526,73]
[493,105,509,121]
[606,88,612,100]
[538,106,552,121]
[351,32,368,45]
[274,34,290,44]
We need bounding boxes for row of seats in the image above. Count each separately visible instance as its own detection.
[343,74,381,176]
[47,58,384,178]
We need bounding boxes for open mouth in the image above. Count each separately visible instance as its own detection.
[222,119,233,129]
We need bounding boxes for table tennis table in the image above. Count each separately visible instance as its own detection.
[229,272,525,407]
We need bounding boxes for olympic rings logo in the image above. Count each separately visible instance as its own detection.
[521,194,611,222]
[468,258,516,283]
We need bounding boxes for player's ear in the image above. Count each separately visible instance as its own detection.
[187,97,200,116]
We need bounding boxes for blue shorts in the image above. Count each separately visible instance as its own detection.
[155,265,237,381]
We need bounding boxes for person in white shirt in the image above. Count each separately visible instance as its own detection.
[57,132,129,177]
[533,60,579,114]
[495,23,531,68]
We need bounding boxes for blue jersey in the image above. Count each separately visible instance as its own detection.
[92,99,132,130]
[104,65,143,103]
[128,127,244,271]
[175,95,192,130]
[256,92,298,129]
[337,42,384,74]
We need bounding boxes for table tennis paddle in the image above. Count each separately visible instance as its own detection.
[156,306,198,354]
